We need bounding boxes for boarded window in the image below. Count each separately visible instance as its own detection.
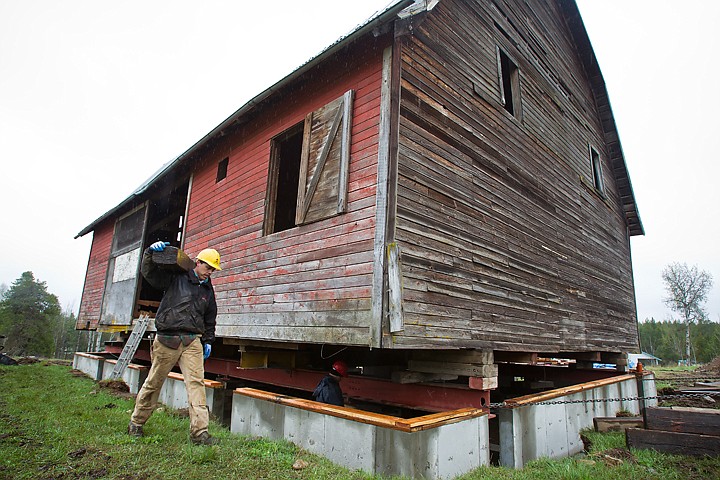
[264,90,354,234]
[496,47,521,117]
[590,146,604,194]
[112,205,146,253]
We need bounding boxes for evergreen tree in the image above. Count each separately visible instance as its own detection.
[0,271,61,356]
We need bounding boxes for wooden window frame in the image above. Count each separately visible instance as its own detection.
[589,145,605,195]
[496,46,522,119]
[263,90,354,235]
[216,157,229,183]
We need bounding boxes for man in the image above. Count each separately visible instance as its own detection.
[128,241,221,446]
[312,360,348,406]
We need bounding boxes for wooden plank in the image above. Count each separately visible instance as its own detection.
[408,360,498,377]
[468,376,499,390]
[645,407,720,437]
[371,45,394,349]
[593,416,643,433]
[626,428,720,457]
[152,246,194,272]
[412,349,494,364]
[387,242,404,332]
[506,375,636,406]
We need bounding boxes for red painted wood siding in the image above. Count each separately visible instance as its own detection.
[76,221,113,329]
[182,37,390,345]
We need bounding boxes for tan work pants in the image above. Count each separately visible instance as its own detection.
[130,337,209,438]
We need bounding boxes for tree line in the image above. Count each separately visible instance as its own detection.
[0,271,90,359]
[639,318,720,365]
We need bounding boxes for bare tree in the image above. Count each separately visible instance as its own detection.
[662,263,713,364]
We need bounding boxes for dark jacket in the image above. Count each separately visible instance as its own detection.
[141,248,217,344]
[312,374,344,406]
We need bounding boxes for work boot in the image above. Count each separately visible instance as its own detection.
[127,422,144,438]
[191,431,219,446]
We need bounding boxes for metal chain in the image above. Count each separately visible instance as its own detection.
[488,391,720,410]
[643,375,720,381]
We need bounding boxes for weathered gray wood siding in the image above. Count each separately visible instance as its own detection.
[390,0,638,352]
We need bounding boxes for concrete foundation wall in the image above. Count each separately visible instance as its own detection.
[158,372,227,423]
[231,390,489,479]
[499,373,657,468]
[72,352,227,423]
[73,352,105,380]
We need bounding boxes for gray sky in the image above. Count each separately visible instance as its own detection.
[1,1,718,325]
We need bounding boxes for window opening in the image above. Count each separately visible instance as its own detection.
[267,123,303,234]
[216,157,228,183]
[590,147,604,194]
[497,47,520,117]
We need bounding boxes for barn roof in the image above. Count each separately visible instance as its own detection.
[76,0,642,238]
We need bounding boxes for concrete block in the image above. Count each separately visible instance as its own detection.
[73,352,105,380]
[155,373,227,423]
[500,374,652,468]
[285,406,326,452]
[232,393,283,440]
[323,415,376,472]
[231,389,489,479]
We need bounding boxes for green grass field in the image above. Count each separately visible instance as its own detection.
[1,361,718,479]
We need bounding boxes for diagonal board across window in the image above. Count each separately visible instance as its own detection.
[265,90,354,234]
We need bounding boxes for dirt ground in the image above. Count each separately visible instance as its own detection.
[649,355,720,409]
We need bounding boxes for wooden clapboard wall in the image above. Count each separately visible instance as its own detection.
[182,36,391,346]
[388,0,638,352]
[76,220,114,330]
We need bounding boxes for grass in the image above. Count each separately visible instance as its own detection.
[1,362,719,480]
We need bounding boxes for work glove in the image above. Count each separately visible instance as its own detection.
[203,343,211,360]
[150,241,170,252]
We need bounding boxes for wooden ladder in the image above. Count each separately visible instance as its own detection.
[110,313,150,379]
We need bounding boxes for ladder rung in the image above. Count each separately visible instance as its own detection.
[110,314,150,379]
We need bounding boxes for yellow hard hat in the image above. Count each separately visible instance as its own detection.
[196,248,222,270]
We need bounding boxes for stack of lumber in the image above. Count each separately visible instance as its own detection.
[626,406,720,456]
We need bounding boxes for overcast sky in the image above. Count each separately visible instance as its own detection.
[1,1,718,325]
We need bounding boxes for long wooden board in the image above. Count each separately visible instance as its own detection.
[626,428,720,457]
[645,406,720,437]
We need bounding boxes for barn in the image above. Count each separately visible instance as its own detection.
[75,0,643,412]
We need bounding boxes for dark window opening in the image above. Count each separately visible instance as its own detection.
[590,147,604,194]
[216,157,228,183]
[267,123,303,234]
[498,48,520,117]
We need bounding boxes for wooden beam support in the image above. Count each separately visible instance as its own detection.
[408,360,498,377]
[646,407,720,436]
[626,428,720,456]
[494,351,537,364]
[469,376,498,390]
[593,416,643,433]
[413,349,494,364]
